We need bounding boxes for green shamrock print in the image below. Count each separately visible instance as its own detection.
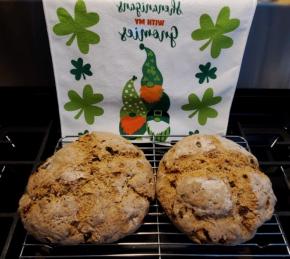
[189,130,200,135]
[181,88,222,126]
[70,58,93,80]
[53,0,100,54]
[64,84,104,125]
[195,62,217,84]
[191,6,240,58]
[78,129,89,136]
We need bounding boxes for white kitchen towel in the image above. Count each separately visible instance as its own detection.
[43,0,256,140]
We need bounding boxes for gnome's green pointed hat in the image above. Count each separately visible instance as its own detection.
[140,44,163,87]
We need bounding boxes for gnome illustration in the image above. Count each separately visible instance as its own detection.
[139,44,171,141]
[139,44,164,104]
[119,76,147,136]
[119,44,171,141]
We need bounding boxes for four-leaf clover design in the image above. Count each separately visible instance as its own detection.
[195,62,217,84]
[191,6,240,58]
[64,84,104,125]
[70,58,93,80]
[53,0,100,54]
[181,88,222,126]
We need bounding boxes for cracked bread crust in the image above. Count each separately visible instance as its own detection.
[156,134,276,245]
[19,132,155,245]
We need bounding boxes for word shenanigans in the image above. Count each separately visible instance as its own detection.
[117,0,182,47]
[117,0,183,17]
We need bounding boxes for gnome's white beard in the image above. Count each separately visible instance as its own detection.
[147,120,169,133]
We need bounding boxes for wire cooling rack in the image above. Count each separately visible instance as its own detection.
[19,135,290,258]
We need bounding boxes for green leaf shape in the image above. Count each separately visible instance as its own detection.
[53,0,100,54]
[70,58,93,80]
[120,76,147,117]
[181,87,222,126]
[64,84,104,125]
[189,130,200,135]
[195,62,217,84]
[191,6,240,59]
[78,129,89,136]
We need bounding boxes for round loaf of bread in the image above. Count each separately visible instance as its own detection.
[19,132,155,244]
[156,134,276,245]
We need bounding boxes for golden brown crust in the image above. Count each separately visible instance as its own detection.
[19,132,155,244]
[156,134,276,244]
